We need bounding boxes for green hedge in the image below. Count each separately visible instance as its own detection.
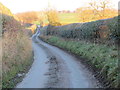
[41,16,119,43]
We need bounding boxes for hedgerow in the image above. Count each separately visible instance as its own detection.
[41,16,119,45]
[1,3,33,88]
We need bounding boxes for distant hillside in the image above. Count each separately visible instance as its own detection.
[34,12,79,25]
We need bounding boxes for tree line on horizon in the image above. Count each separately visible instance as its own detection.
[15,0,118,26]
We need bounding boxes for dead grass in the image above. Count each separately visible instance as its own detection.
[0,3,33,88]
[2,30,33,88]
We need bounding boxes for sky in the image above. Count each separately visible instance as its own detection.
[0,0,119,14]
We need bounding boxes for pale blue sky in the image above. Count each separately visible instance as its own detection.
[0,0,119,14]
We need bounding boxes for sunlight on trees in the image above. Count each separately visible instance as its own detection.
[45,8,61,26]
[76,0,118,22]
[36,11,46,25]
[16,11,38,23]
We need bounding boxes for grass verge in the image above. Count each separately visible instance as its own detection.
[40,35,119,88]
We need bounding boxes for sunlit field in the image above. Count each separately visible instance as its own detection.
[34,13,79,25]
[59,13,79,25]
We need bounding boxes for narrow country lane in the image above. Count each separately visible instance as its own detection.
[16,29,101,88]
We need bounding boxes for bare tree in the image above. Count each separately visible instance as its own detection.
[100,0,110,17]
[89,0,111,18]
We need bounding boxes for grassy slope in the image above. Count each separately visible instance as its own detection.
[59,13,79,25]
[35,12,118,25]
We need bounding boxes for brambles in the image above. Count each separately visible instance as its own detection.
[107,16,119,41]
